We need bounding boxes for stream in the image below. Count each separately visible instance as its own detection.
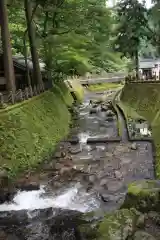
[0,89,155,239]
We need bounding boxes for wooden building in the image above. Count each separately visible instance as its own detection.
[139,58,160,80]
[0,55,49,91]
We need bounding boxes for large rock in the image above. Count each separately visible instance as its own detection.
[133,231,156,240]
[131,142,137,150]
[0,208,85,240]
[101,105,108,112]
[69,146,82,154]
[97,208,140,240]
[106,110,114,117]
[16,182,40,191]
[122,180,160,212]
[89,109,97,114]
[0,189,16,204]
[106,116,114,122]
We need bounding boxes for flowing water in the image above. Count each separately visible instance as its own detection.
[0,89,155,239]
[0,184,100,213]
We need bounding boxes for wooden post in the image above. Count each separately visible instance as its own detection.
[29,85,33,97]
[33,85,37,95]
[9,91,15,104]
[19,89,23,101]
[0,0,16,93]
[0,93,4,106]
[25,87,29,99]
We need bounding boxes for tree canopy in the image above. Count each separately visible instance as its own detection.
[4,0,130,81]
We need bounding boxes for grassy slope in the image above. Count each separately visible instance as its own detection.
[121,83,160,177]
[0,83,74,179]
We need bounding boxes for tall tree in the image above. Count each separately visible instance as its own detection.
[114,0,148,78]
[149,1,160,55]
[24,0,42,86]
[0,0,16,92]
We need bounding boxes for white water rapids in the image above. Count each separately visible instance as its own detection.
[0,184,100,213]
[78,132,90,144]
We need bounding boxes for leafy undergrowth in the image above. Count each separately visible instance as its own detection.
[0,83,74,179]
[121,83,160,177]
[88,82,123,91]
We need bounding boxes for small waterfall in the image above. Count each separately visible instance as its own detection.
[0,184,100,213]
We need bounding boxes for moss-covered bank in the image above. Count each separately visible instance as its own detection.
[121,83,160,177]
[0,82,79,179]
[88,82,123,92]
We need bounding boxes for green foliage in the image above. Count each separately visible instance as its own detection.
[114,0,149,62]
[7,0,128,77]
[98,208,139,240]
[0,85,73,179]
[148,1,160,55]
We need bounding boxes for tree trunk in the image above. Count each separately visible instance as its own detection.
[23,33,31,87]
[135,49,139,80]
[24,0,42,86]
[0,0,16,92]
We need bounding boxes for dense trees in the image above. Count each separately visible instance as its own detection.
[1,0,128,88]
[0,0,160,90]
[114,0,149,78]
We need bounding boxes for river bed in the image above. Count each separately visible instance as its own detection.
[0,89,155,239]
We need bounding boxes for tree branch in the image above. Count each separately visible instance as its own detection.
[42,11,49,37]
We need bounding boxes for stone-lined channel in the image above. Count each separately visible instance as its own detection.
[0,89,155,239]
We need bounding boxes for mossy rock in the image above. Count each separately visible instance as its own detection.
[79,223,98,239]
[122,180,160,213]
[133,231,156,240]
[97,208,140,240]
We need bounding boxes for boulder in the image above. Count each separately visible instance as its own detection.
[97,208,140,240]
[0,208,84,240]
[131,142,137,150]
[136,214,145,228]
[69,147,82,154]
[90,108,97,114]
[100,178,108,187]
[0,189,16,204]
[106,116,114,122]
[92,104,98,108]
[106,110,114,117]
[101,105,108,112]
[114,171,123,180]
[133,231,156,240]
[89,174,96,183]
[122,180,160,212]
[54,152,62,158]
[16,182,40,191]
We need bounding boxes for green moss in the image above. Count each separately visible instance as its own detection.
[121,83,160,177]
[88,82,123,92]
[112,92,123,137]
[0,84,73,179]
[122,180,160,212]
[128,180,158,196]
[97,208,139,240]
[118,101,145,122]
